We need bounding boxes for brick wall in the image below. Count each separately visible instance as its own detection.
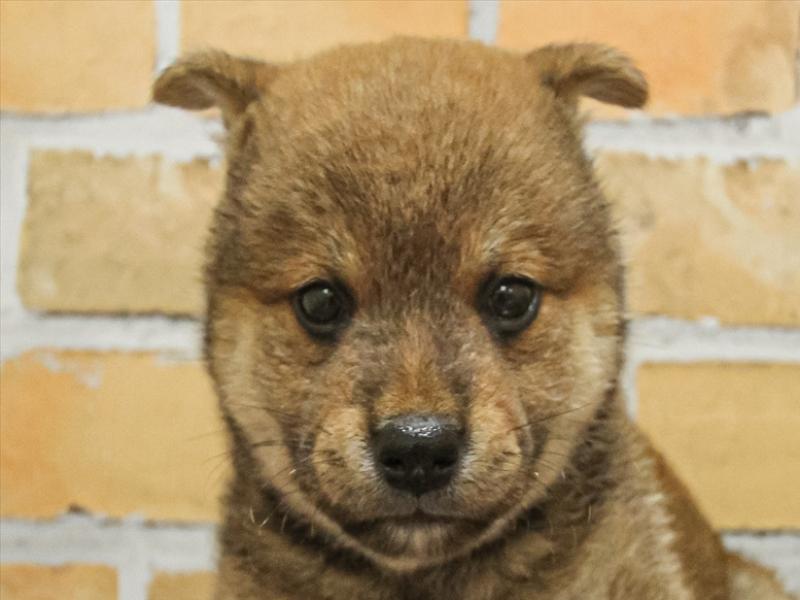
[1,1,798,598]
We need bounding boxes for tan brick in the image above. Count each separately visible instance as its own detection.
[181,0,468,61]
[498,1,799,116]
[598,154,800,326]
[0,351,226,521]
[0,0,155,112]
[637,363,800,529]
[149,572,216,600]
[0,564,117,600]
[18,151,221,316]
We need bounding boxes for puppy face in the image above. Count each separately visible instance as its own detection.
[156,38,646,572]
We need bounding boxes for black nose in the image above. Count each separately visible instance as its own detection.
[373,414,463,496]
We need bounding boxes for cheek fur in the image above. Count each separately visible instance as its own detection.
[458,399,526,509]
[440,363,529,515]
[312,406,378,509]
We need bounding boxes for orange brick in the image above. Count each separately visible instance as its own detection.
[18,151,221,316]
[497,0,799,116]
[0,0,155,112]
[0,564,117,600]
[149,572,216,600]
[637,363,800,529]
[181,0,468,61]
[598,154,800,326]
[0,351,226,521]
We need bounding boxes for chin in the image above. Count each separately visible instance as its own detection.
[336,506,494,569]
[356,519,471,564]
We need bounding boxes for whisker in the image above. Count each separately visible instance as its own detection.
[483,402,598,446]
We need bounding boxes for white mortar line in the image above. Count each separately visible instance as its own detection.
[723,532,800,593]
[620,317,800,417]
[141,525,217,572]
[0,111,222,161]
[0,310,202,361]
[0,516,217,569]
[627,318,800,364]
[118,531,152,600]
[0,131,28,316]
[1,106,797,164]
[469,0,499,45]
[0,516,216,600]
[154,0,181,74]
[585,106,800,161]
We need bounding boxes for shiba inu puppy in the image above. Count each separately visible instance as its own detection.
[154,38,791,600]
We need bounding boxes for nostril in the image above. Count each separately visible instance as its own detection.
[380,454,405,472]
[430,440,459,471]
[433,454,457,471]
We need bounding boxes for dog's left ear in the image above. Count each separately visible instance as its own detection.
[153,50,280,127]
[527,43,647,109]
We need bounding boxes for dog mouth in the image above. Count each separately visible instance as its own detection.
[344,510,473,541]
[343,506,488,538]
[376,510,479,526]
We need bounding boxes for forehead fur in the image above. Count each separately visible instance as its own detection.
[214,37,616,298]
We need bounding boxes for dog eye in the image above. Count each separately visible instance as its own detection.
[481,276,542,336]
[293,281,349,338]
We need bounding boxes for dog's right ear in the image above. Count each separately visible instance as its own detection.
[153,50,280,127]
[526,43,647,109]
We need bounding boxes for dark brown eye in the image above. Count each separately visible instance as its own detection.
[481,276,541,336]
[293,281,350,338]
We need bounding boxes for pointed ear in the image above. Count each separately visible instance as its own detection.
[153,50,280,126]
[526,43,647,109]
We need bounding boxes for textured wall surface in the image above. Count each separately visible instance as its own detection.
[1,1,798,598]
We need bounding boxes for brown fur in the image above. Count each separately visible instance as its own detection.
[153,38,792,600]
